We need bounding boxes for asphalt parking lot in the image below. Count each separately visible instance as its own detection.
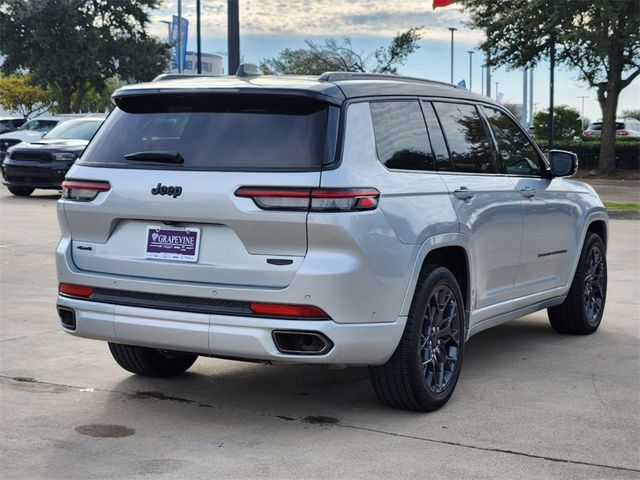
[1,187,639,479]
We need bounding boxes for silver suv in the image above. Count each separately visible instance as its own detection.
[56,71,608,411]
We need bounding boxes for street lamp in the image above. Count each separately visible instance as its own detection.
[159,20,171,41]
[577,95,589,129]
[448,27,457,84]
[467,50,475,91]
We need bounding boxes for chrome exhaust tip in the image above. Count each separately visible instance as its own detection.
[272,331,333,355]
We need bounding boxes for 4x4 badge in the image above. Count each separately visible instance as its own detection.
[151,183,182,198]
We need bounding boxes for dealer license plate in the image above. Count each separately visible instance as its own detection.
[145,226,201,262]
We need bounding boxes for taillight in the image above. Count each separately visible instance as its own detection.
[235,187,380,212]
[583,130,592,136]
[616,130,629,136]
[61,180,110,201]
[249,302,330,319]
[59,283,94,298]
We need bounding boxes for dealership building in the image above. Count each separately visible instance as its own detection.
[171,51,224,75]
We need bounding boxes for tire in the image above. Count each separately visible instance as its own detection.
[108,343,197,377]
[369,265,465,411]
[8,186,34,196]
[548,232,607,335]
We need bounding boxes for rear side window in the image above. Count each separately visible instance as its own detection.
[79,94,338,171]
[433,102,496,174]
[483,107,543,176]
[370,100,434,171]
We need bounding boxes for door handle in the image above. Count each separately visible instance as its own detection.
[454,186,475,200]
[520,186,536,198]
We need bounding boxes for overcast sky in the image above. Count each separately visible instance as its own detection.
[150,1,640,122]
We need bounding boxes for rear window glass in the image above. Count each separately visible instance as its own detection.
[79,94,337,171]
[370,100,433,171]
[589,122,625,131]
[44,120,103,140]
[18,119,58,132]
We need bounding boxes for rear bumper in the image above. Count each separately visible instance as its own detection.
[56,296,406,366]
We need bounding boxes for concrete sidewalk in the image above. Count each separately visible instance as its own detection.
[579,179,640,204]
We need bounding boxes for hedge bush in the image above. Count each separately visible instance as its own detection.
[548,141,640,170]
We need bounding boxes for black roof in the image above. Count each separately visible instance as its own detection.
[112,71,498,107]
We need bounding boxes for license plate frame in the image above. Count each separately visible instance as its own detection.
[145,225,201,262]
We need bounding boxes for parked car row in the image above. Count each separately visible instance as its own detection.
[1,116,105,196]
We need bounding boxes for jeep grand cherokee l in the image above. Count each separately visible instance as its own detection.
[56,69,608,411]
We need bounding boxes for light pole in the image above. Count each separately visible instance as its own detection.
[481,64,484,95]
[467,51,475,91]
[177,0,182,73]
[196,0,202,74]
[159,20,171,41]
[577,95,589,129]
[448,27,457,84]
[160,20,172,73]
[495,81,499,100]
[228,0,240,75]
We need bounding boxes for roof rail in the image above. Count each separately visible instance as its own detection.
[318,71,455,88]
[151,73,222,82]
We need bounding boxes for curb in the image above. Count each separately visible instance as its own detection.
[607,210,640,220]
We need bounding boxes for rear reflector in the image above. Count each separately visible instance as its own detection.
[62,180,110,201]
[235,187,380,212]
[249,302,330,319]
[59,283,94,298]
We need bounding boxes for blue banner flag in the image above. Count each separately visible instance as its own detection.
[169,15,189,71]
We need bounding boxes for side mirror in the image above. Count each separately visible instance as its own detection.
[549,150,578,177]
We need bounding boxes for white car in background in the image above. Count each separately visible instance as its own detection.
[583,118,640,137]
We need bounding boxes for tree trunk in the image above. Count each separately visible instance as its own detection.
[596,45,623,173]
[597,85,620,172]
[72,83,86,113]
[58,86,73,114]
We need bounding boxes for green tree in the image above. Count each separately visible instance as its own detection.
[460,0,640,171]
[622,109,640,121]
[260,28,422,75]
[76,78,124,113]
[534,105,582,140]
[0,0,169,113]
[502,102,522,122]
[0,74,54,119]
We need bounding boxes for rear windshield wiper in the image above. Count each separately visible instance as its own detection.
[124,151,184,164]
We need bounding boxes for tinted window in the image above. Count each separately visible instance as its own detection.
[422,102,452,171]
[44,119,103,140]
[589,122,625,131]
[18,119,58,132]
[483,107,543,176]
[370,100,433,171]
[79,94,337,171]
[433,102,496,174]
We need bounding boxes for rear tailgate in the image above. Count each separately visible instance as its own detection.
[63,167,318,287]
[61,92,338,288]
